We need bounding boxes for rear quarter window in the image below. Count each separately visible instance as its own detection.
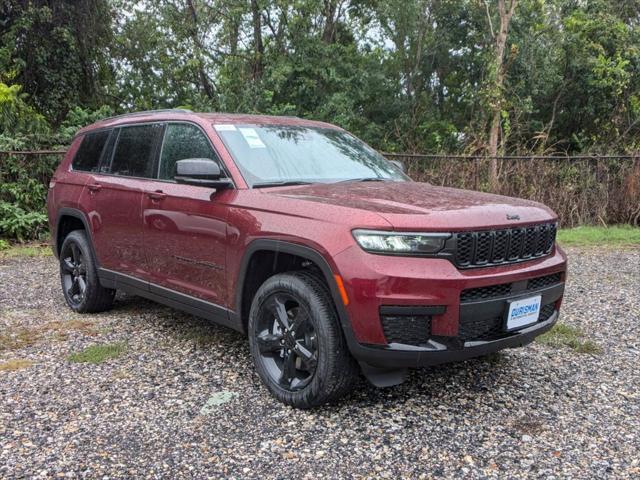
[72,131,110,172]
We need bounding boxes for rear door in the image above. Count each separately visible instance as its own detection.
[89,123,164,280]
[142,122,231,307]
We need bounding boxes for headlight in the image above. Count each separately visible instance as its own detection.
[352,230,450,254]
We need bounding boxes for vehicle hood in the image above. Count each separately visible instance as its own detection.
[269,181,556,230]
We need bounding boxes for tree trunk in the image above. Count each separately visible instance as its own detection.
[186,0,215,100]
[229,18,239,56]
[251,0,264,80]
[487,0,517,191]
[322,0,337,43]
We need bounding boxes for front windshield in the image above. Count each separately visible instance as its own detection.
[213,124,408,187]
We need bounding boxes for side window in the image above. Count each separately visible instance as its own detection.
[108,124,162,178]
[72,131,110,172]
[158,123,218,180]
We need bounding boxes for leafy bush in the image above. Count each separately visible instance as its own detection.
[0,202,48,242]
[55,105,114,144]
[0,147,59,241]
[0,101,113,242]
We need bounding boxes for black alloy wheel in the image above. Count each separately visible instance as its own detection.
[254,292,318,391]
[59,230,115,313]
[61,241,88,307]
[248,271,358,408]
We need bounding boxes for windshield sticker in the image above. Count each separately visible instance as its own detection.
[214,124,237,131]
[239,128,266,148]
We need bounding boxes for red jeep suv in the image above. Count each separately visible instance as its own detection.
[47,110,567,408]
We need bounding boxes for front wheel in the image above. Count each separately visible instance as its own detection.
[248,271,358,408]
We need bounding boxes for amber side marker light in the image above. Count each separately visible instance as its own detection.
[334,274,350,306]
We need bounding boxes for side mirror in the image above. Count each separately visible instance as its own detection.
[175,158,232,189]
[389,159,406,173]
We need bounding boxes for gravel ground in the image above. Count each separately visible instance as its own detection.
[1,247,639,479]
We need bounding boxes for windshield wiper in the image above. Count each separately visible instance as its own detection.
[252,180,315,189]
[334,177,388,184]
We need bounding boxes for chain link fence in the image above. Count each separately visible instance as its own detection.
[2,151,639,230]
[385,154,640,227]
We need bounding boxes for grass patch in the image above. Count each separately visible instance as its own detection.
[0,327,41,352]
[47,320,98,340]
[0,242,53,258]
[0,318,98,352]
[557,225,640,247]
[0,359,34,372]
[536,323,602,354]
[68,342,127,364]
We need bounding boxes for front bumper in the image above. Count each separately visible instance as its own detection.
[350,310,558,369]
[331,244,567,369]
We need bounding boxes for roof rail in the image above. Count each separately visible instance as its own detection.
[102,108,193,122]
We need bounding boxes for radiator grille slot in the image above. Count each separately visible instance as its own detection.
[461,272,563,303]
[454,222,556,268]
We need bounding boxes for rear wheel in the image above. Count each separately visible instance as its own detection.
[59,230,115,313]
[248,271,358,408]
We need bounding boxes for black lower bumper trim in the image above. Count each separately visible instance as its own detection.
[352,311,558,369]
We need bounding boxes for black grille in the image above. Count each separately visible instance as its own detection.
[492,230,509,262]
[454,222,557,268]
[459,302,556,341]
[508,228,525,260]
[523,227,537,258]
[460,283,512,302]
[457,233,473,264]
[381,314,431,346]
[527,272,562,290]
[459,315,505,341]
[475,231,492,264]
[461,272,563,303]
[539,303,556,322]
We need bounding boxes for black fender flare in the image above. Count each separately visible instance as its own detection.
[234,239,358,346]
[55,208,98,265]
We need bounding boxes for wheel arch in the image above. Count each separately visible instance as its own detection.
[55,208,98,264]
[235,240,355,342]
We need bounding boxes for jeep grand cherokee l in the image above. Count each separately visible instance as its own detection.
[47,109,567,408]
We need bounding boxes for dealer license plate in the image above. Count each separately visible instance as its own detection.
[506,295,542,331]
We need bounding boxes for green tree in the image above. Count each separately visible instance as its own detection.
[0,0,114,125]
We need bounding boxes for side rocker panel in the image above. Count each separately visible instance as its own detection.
[98,268,242,332]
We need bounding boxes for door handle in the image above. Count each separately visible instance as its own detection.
[147,190,167,201]
[87,183,102,193]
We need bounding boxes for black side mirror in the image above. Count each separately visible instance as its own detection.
[175,158,232,189]
[389,159,406,173]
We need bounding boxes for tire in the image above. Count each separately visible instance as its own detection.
[248,270,358,408]
[59,230,115,313]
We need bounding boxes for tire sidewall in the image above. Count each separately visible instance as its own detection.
[59,230,100,312]
[248,273,341,406]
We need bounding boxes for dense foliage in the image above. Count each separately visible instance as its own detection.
[1,0,638,154]
[0,0,639,239]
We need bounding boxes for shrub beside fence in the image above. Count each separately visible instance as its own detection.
[0,151,62,241]
[1,150,638,241]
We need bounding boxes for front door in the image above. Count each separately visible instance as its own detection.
[90,123,163,280]
[142,122,230,307]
